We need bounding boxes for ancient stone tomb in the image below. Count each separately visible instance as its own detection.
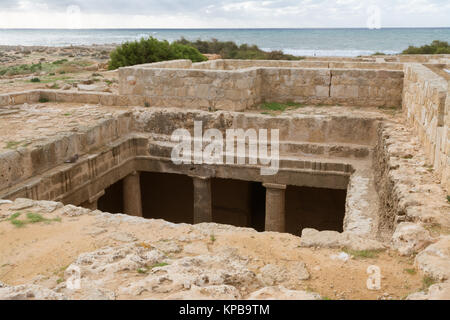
[0,58,448,244]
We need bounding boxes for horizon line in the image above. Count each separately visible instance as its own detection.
[1,27,450,30]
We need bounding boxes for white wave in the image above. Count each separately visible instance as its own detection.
[262,48,400,57]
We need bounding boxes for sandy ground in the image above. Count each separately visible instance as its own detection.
[0,201,424,300]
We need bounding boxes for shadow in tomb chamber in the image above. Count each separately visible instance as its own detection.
[140,172,194,224]
[97,179,124,214]
[96,172,346,237]
[285,186,347,236]
[211,178,266,232]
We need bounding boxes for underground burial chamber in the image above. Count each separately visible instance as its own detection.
[0,105,381,238]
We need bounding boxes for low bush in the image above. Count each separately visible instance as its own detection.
[108,37,207,70]
[174,38,304,60]
[402,40,450,54]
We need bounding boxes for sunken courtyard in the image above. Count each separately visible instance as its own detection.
[0,56,449,300]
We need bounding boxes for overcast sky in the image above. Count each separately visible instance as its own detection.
[0,0,449,28]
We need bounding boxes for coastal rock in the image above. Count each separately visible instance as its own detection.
[407,282,450,300]
[61,205,90,217]
[9,198,35,210]
[78,83,110,92]
[110,232,137,243]
[165,285,241,300]
[36,200,64,213]
[118,248,256,297]
[257,264,287,286]
[257,262,309,286]
[300,228,385,251]
[153,240,182,253]
[77,285,116,300]
[0,284,65,300]
[247,286,321,300]
[392,222,433,256]
[415,236,450,281]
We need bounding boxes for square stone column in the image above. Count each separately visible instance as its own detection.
[123,171,143,217]
[191,175,213,224]
[263,183,286,232]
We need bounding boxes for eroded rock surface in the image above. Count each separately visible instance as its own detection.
[392,223,433,256]
[300,228,385,251]
[415,236,450,281]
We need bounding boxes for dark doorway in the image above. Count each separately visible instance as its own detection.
[211,178,265,231]
[249,182,266,232]
[97,179,124,214]
[285,186,346,236]
[140,172,194,224]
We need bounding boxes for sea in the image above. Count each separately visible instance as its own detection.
[0,28,449,57]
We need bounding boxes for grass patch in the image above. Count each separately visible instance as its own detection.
[5,140,32,150]
[404,268,417,275]
[151,262,169,269]
[447,195,450,203]
[137,262,169,274]
[261,101,304,112]
[39,97,49,103]
[5,141,22,149]
[421,276,436,291]
[10,218,26,227]
[137,268,148,274]
[8,212,61,228]
[0,59,93,77]
[0,63,43,76]
[52,59,68,65]
[210,234,216,243]
[343,249,382,259]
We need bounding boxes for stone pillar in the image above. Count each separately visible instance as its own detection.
[123,171,143,217]
[263,183,286,232]
[191,176,212,224]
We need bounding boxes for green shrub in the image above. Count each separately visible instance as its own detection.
[30,77,40,83]
[108,37,207,70]
[402,40,450,54]
[0,63,43,77]
[174,38,304,60]
[52,59,68,65]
